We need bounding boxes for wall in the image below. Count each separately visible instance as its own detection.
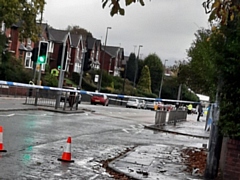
[220,138,240,180]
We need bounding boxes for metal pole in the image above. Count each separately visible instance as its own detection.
[177,84,182,101]
[122,61,127,94]
[158,59,168,98]
[133,45,142,88]
[98,27,111,92]
[55,38,67,109]
[78,48,85,89]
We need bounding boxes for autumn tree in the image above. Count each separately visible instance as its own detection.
[66,25,93,38]
[137,65,151,93]
[0,0,46,41]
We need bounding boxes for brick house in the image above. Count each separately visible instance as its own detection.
[47,28,71,77]
[85,36,101,70]
[3,23,125,79]
[101,46,124,76]
[69,33,84,78]
[5,23,49,72]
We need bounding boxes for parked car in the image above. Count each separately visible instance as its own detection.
[145,101,156,110]
[145,101,164,110]
[126,98,141,109]
[139,99,146,109]
[60,86,81,105]
[90,94,109,106]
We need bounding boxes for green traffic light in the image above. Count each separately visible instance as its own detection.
[37,55,46,64]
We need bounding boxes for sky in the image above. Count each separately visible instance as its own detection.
[43,0,210,66]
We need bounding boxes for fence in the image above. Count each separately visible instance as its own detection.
[155,110,187,126]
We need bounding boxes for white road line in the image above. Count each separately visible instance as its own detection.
[89,174,99,180]
[0,113,15,117]
[122,129,130,133]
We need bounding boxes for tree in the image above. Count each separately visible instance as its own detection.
[126,53,136,82]
[136,58,144,84]
[0,0,45,41]
[66,25,93,38]
[137,65,151,93]
[143,53,163,95]
[102,0,145,16]
[178,28,218,101]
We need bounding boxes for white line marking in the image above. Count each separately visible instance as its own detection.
[0,114,15,117]
[122,129,130,133]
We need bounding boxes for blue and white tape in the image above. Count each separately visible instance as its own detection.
[0,80,198,104]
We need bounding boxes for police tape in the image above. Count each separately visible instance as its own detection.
[0,80,198,104]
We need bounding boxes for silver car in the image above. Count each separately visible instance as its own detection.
[139,99,146,109]
[126,98,141,109]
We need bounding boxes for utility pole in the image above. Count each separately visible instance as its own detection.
[55,37,67,109]
[133,45,142,88]
[98,27,111,92]
[159,59,168,98]
[78,47,86,90]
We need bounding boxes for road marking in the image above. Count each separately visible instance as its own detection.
[0,113,15,117]
[89,174,99,180]
[122,129,130,133]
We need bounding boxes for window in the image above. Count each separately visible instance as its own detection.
[41,64,45,71]
[25,52,32,68]
[76,47,80,60]
[27,38,31,46]
[74,62,81,73]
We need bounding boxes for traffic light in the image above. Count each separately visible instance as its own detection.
[31,47,38,63]
[83,50,92,71]
[37,41,48,64]
[57,44,67,71]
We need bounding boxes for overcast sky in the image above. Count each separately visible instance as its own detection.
[43,0,210,66]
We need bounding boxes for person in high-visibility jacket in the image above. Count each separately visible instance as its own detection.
[187,104,193,114]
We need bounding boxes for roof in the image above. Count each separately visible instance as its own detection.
[70,33,81,48]
[196,94,210,102]
[48,28,69,43]
[104,46,124,59]
[86,37,96,49]
[19,44,32,51]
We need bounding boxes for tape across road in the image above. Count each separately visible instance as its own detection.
[0,80,198,104]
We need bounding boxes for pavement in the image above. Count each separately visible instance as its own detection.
[0,97,209,180]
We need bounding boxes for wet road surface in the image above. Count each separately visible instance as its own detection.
[0,103,207,179]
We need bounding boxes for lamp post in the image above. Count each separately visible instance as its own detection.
[133,45,143,88]
[158,59,168,98]
[98,27,111,92]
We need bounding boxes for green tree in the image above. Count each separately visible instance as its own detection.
[137,65,151,93]
[136,58,144,84]
[143,53,163,95]
[0,0,45,41]
[126,53,136,82]
[178,28,218,101]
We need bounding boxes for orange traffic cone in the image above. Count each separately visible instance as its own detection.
[0,126,7,152]
[58,137,74,163]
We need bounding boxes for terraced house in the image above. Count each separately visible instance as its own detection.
[4,23,125,83]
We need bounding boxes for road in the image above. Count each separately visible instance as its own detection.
[0,101,207,179]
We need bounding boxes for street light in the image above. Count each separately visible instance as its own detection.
[98,27,112,91]
[133,45,143,88]
[158,59,168,98]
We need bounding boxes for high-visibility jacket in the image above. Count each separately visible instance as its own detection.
[187,104,193,110]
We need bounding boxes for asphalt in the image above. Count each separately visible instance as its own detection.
[0,97,209,180]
